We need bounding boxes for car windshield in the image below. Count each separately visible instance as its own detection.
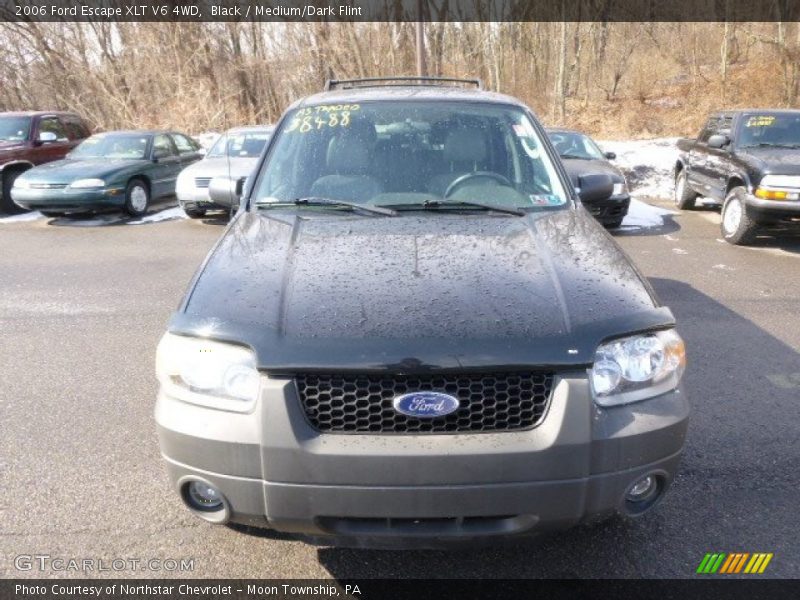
[253,101,569,211]
[548,131,605,160]
[738,113,800,148]
[208,129,272,158]
[0,116,31,142]
[70,133,150,159]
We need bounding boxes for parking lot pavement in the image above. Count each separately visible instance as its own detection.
[1,203,798,579]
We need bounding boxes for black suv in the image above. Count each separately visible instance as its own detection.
[155,77,688,547]
[676,109,800,244]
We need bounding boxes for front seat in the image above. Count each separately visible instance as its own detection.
[310,121,382,203]
[428,127,488,197]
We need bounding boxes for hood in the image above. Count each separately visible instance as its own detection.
[18,158,145,184]
[171,208,672,372]
[736,147,800,176]
[182,156,260,180]
[559,158,625,186]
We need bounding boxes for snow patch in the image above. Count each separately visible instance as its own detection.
[599,137,680,200]
[0,211,45,223]
[620,198,676,230]
[127,206,188,225]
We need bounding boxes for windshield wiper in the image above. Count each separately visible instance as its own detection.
[560,154,592,160]
[389,200,525,217]
[256,197,397,216]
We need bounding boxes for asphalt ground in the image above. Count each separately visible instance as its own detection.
[1,201,798,579]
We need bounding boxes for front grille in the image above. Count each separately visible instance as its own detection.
[194,177,212,188]
[296,372,554,434]
[29,183,68,189]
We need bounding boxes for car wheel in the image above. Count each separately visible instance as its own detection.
[124,178,150,217]
[1,169,27,214]
[674,170,697,210]
[721,187,758,245]
[183,205,206,219]
[604,218,624,229]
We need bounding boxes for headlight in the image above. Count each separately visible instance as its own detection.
[156,333,260,412]
[69,178,105,189]
[612,182,627,196]
[590,329,685,407]
[754,175,800,200]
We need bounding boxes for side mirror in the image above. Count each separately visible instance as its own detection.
[198,147,207,157]
[577,173,614,203]
[36,131,58,145]
[604,151,616,160]
[707,134,729,149]
[209,175,245,208]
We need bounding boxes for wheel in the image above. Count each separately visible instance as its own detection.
[183,205,206,219]
[674,170,698,210]
[123,178,150,217]
[1,169,27,214]
[721,187,758,245]
[604,218,624,229]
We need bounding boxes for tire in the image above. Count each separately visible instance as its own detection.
[721,187,758,245]
[674,170,698,210]
[183,205,206,219]
[604,218,624,229]
[1,169,27,214]
[123,178,150,217]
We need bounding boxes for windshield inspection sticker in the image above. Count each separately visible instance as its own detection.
[529,194,562,206]
[745,116,776,127]
[285,104,360,133]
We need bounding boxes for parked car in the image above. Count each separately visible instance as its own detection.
[177,125,273,218]
[155,77,688,547]
[675,109,800,245]
[547,128,630,228]
[12,130,202,217]
[0,111,91,213]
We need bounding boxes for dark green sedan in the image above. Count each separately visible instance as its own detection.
[11,130,202,216]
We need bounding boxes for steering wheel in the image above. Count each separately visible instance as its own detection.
[444,171,513,198]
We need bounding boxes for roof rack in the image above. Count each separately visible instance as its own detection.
[324,76,484,91]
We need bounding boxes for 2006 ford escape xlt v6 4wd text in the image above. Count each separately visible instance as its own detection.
[155,77,688,547]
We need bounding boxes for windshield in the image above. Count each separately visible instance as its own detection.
[208,129,272,158]
[70,133,150,159]
[0,116,31,142]
[253,101,569,210]
[548,131,605,160]
[738,113,800,148]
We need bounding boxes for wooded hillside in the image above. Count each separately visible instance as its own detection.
[2,22,799,137]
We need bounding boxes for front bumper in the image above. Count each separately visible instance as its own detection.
[581,194,630,224]
[156,372,689,546]
[744,193,800,221]
[12,186,125,212]
[177,188,226,211]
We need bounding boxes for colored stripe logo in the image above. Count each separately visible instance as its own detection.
[697,552,773,574]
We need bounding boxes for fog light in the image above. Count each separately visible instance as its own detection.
[187,481,223,510]
[627,475,656,501]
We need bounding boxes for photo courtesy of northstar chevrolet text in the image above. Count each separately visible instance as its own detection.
[0,0,798,596]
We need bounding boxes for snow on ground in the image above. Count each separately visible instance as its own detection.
[621,198,676,230]
[128,206,188,225]
[0,211,45,223]
[598,137,680,200]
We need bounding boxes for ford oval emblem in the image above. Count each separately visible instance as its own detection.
[393,391,460,418]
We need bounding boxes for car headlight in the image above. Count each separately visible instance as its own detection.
[754,175,800,200]
[69,178,105,189]
[590,329,685,407]
[612,182,627,196]
[156,333,260,412]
